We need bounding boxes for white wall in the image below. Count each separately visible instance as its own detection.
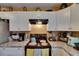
[30,24,47,34]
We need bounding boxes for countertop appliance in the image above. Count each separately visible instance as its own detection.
[59,32,68,43]
[11,33,20,41]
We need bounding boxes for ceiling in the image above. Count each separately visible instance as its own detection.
[0,3,61,8]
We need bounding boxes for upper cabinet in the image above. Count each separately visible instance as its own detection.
[1,4,79,31]
[26,12,57,31]
[0,12,12,19]
[56,4,79,31]
[56,7,70,31]
[47,12,56,31]
[9,12,31,31]
[26,12,50,19]
[70,4,79,31]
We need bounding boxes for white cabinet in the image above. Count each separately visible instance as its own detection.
[45,7,70,31]
[0,47,24,56]
[56,7,70,31]
[56,4,79,31]
[27,12,57,31]
[26,12,40,19]
[3,47,24,56]
[9,12,51,31]
[70,4,79,31]
[9,12,31,31]
[0,47,4,56]
[0,12,12,19]
[47,12,56,31]
[26,12,49,19]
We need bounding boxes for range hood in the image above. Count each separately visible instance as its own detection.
[29,19,48,24]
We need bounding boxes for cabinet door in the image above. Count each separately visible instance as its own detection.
[0,12,12,19]
[26,12,49,19]
[36,12,51,19]
[26,12,56,31]
[9,12,30,31]
[0,47,4,56]
[71,4,79,31]
[56,7,70,31]
[26,12,38,19]
[47,12,56,31]
[3,47,24,56]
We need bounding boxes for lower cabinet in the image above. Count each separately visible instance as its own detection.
[0,47,24,56]
[0,47,4,56]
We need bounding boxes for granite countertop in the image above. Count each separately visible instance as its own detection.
[49,41,79,56]
[63,44,79,56]
[49,41,65,48]
[0,40,30,47]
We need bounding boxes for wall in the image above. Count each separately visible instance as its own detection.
[72,32,79,37]
[47,31,60,40]
[11,25,48,40]
[0,3,72,11]
[30,24,47,34]
[30,24,61,40]
[52,4,61,11]
[52,3,73,11]
[0,7,50,11]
